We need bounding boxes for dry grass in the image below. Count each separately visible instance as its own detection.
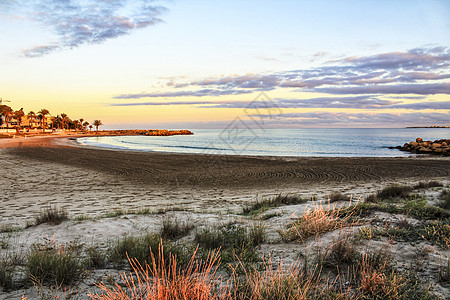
[281,203,358,242]
[231,258,324,300]
[31,206,69,226]
[88,244,224,300]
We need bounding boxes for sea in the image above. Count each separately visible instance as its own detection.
[77,128,450,157]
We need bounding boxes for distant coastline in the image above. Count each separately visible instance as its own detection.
[406,126,449,128]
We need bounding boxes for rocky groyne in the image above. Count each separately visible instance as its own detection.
[396,138,450,156]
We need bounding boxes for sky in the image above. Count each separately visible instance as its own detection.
[0,0,449,129]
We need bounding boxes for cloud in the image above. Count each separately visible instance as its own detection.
[152,46,450,96]
[11,0,167,57]
[313,83,450,95]
[248,111,450,126]
[111,95,450,111]
[113,88,254,99]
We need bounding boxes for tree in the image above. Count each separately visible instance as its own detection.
[0,105,13,129]
[73,120,80,132]
[60,113,68,130]
[27,111,36,129]
[83,121,89,131]
[13,108,25,133]
[38,109,50,132]
[93,120,103,133]
[79,118,84,131]
[89,125,93,131]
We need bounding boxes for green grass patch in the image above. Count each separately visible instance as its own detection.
[243,194,307,215]
[194,223,261,268]
[108,233,190,268]
[26,242,85,286]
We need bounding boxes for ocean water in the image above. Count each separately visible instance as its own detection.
[77,128,450,157]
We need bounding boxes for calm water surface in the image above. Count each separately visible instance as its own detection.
[78,128,450,157]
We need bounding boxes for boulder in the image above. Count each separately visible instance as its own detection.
[416,137,423,142]
[431,143,441,148]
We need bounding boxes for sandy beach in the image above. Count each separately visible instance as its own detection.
[1,135,450,299]
[1,135,449,226]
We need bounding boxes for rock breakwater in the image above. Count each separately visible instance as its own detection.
[396,138,450,156]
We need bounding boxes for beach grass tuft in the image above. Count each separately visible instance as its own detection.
[377,184,413,199]
[26,240,85,286]
[414,180,444,189]
[281,203,358,242]
[243,194,307,216]
[88,243,223,300]
[438,189,450,210]
[108,233,190,268]
[0,255,19,291]
[194,223,261,268]
[32,206,69,226]
[160,217,194,239]
[328,191,350,202]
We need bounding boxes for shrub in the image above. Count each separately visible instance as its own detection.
[33,206,69,226]
[161,218,194,239]
[377,185,413,200]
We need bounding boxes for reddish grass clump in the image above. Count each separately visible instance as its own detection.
[282,203,358,242]
[88,244,224,300]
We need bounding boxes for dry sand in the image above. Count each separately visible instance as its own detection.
[1,135,449,299]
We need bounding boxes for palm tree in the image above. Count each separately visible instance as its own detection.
[89,125,93,132]
[27,111,36,129]
[60,113,68,130]
[93,120,103,133]
[38,109,50,132]
[73,120,80,132]
[79,118,84,131]
[0,105,13,129]
[83,121,89,131]
[13,108,24,133]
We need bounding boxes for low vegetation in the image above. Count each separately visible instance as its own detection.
[376,185,413,200]
[30,206,69,227]
[89,244,223,300]
[194,222,263,268]
[413,180,444,189]
[328,191,351,202]
[26,240,85,286]
[160,217,194,239]
[281,203,358,242]
[108,233,190,268]
[242,194,307,215]
[2,181,449,298]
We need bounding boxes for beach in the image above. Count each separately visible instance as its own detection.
[1,135,450,299]
[1,135,450,226]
